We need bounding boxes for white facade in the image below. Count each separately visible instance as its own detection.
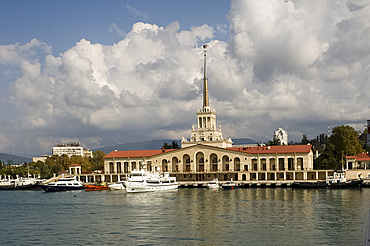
[274,128,288,145]
[52,143,92,157]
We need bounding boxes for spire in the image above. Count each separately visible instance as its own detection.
[203,44,209,108]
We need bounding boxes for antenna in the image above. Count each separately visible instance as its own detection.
[202,44,209,108]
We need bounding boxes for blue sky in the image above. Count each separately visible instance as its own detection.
[1,0,370,157]
[0,1,230,55]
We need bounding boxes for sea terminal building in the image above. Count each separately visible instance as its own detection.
[103,144,327,184]
[102,45,329,184]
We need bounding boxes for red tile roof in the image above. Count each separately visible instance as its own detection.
[346,153,370,161]
[104,148,177,158]
[227,145,312,154]
[104,145,312,158]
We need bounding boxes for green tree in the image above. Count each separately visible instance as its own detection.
[171,141,179,149]
[315,125,363,170]
[90,150,105,171]
[267,138,281,146]
[301,135,309,145]
[314,143,339,169]
[163,141,172,149]
[330,125,363,164]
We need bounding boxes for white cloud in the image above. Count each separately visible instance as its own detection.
[108,23,126,38]
[1,0,370,156]
[126,4,148,19]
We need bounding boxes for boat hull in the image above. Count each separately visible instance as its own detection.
[109,183,125,190]
[207,185,220,189]
[125,183,178,193]
[85,185,109,191]
[0,183,41,190]
[40,185,85,192]
[222,185,240,190]
[292,179,363,189]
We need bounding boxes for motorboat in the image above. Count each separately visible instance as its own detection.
[108,181,126,190]
[0,175,43,190]
[123,170,178,193]
[221,178,239,189]
[207,178,220,189]
[40,176,85,192]
[85,183,109,191]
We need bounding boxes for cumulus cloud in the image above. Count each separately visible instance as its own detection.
[1,0,370,156]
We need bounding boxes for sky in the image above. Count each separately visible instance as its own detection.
[1,0,370,157]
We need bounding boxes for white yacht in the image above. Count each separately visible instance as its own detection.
[108,181,126,190]
[40,176,85,192]
[207,178,220,189]
[123,170,178,193]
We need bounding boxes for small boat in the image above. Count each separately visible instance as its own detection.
[123,170,178,193]
[326,171,347,185]
[85,183,109,191]
[40,177,85,192]
[0,179,13,190]
[0,176,43,190]
[221,179,239,189]
[207,178,220,189]
[108,181,126,190]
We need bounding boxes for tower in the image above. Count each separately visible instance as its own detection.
[181,45,233,148]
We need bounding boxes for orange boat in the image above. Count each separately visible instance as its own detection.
[85,184,109,191]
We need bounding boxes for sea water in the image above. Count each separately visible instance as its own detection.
[0,188,369,246]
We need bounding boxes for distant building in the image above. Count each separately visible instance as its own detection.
[32,155,50,163]
[345,153,370,179]
[52,143,92,158]
[274,128,288,145]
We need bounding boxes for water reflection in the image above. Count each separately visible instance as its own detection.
[0,188,369,245]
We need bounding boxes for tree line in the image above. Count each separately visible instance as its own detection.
[0,150,105,179]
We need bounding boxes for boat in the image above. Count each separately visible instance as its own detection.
[326,170,363,188]
[85,183,109,191]
[326,171,347,185]
[221,179,240,189]
[291,181,328,189]
[207,178,221,189]
[40,176,85,192]
[293,171,363,189]
[108,181,126,190]
[123,170,178,193]
[0,176,43,190]
[0,179,13,190]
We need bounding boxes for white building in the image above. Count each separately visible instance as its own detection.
[52,143,92,158]
[274,128,288,145]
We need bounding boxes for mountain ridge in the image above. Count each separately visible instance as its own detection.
[93,138,257,154]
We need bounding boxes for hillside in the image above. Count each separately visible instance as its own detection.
[94,138,257,154]
[0,153,32,165]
